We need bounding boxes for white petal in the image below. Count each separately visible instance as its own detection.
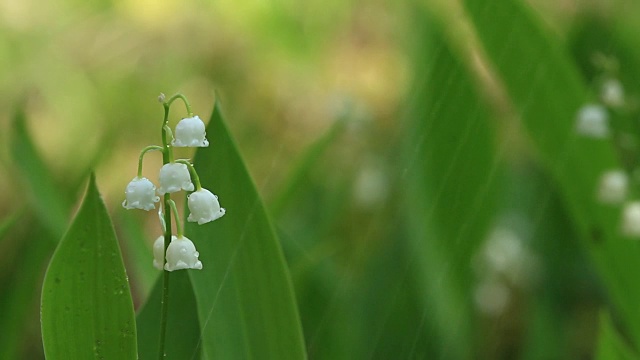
[187,188,225,225]
[164,236,203,271]
[172,116,209,148]
[122,177,160,211]
[158,163,194,194]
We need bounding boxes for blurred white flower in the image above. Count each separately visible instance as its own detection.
[158,163,194,194]
[597,169,628,204]
[601,78,625,108]
[474,278,510,317]
[476,226,539,287]
[353,162,388,208]
[576,104,609,138]
[622,202,640,238]
[172,116,209,147]
[165,236,203,271]
[122,177,160,211]
[187,188,226,225]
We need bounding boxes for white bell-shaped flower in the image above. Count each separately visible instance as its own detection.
[122,177,160,211]
[172,116,209,147]
[165,235,203,271]
[187,188,226,225]
[153,235,174,270]
[158,163,194,194]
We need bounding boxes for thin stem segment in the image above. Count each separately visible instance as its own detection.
[165,93,193,117]
[158,101,172,360]
[137,146,164,177]
[168,199,183,237]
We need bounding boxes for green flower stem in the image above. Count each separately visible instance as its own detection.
[158,192,172,360]
[168,200,183,237]
[165,93,193,117]
[162,125,175,162]
[137,146,164,177]
[158,101,172,360]
[176,159,202,190]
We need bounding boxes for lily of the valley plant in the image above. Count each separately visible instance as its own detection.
[122,93,225,358]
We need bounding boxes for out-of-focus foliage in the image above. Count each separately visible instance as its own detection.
[3,0,640,358]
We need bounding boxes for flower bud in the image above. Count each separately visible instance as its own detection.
[158,163,194,194]
[172,116,209,147]
[187,188,226,225]
[165,236,203,271]
[122,177,160,211]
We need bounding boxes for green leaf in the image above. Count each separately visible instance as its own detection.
[402,10,500,358]
[41,174,137,359]
[136,272,201,360]
[185,101,307,359]
[463,0,640,345]
[11,107,70,238]
[596,311,636,360]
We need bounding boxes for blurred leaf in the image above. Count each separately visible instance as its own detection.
[463,0,640,345]
[271,116,345,218]
[596,311,636,360]
[0,208,24,246]
[41,174,136,359]
[185,101,306,359]
[0,217,54,360]
[136,272,201,360]
[402,9,500,358]
[11,107,70,238]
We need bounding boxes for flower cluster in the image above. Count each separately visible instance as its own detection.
[123,94,225,271]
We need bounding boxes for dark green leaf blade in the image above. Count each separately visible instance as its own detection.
[136,272,201,360]
[186,101,306,359]
[41,174,137,359]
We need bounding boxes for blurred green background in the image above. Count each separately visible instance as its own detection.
[2,0,640,358]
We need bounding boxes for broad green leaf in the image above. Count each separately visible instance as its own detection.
[402,9,500,358]
[41,174,137,359]
[596,311,636,360]
[185,101,306,359]
[11,107,70,238]
[136,272,201,360]
[463,0,640,344]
